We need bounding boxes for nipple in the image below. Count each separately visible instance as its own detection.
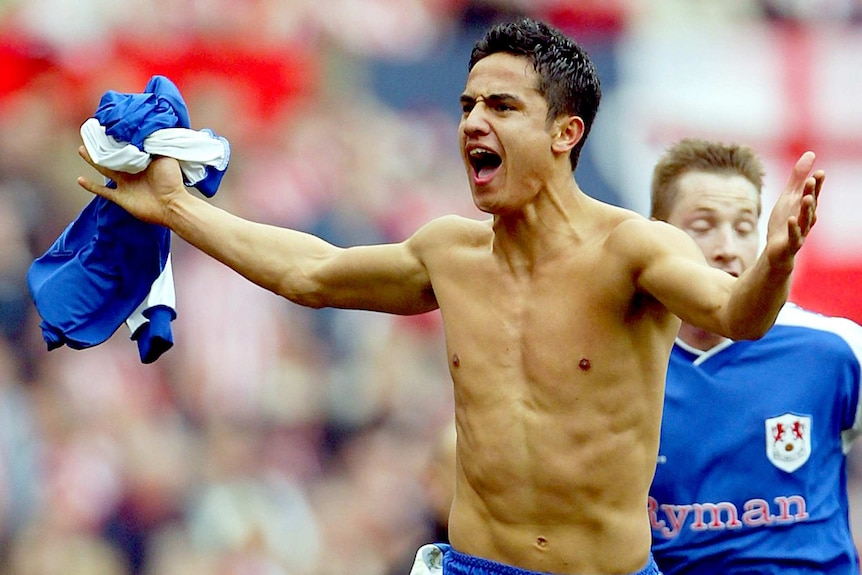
[578,358,591,371]
[452,354,460,367]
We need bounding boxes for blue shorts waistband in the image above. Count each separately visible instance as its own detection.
[441,546,661,575]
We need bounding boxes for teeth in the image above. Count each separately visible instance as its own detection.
[469,148,491,158]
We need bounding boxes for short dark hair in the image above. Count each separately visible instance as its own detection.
[650,139,765,221]
[469,17,602,172]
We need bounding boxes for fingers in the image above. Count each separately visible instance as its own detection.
[78,145,103,179]
[79,145,132,185]
[78,144,128,199]
[811,169,825,203]
[791,150,816,179]
[789,153,823,218]
[785,151,816,194]
[76,174,115,202]
[787,216,802,250]
[77,146,116,200]
[799,150,816,163]
[768,151,821,261]
[796,194,817,235]
[794,150,816,174]
[788,175,818,242]
[78,145,96,168]
[799,169,823,232]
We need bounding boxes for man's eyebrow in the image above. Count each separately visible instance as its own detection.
[459,93,523,106]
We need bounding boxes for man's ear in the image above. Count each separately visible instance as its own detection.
[551,115,584,155]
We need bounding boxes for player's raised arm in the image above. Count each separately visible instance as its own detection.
[634,151,824,340]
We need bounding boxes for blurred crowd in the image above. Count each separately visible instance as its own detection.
[1,1,861,574]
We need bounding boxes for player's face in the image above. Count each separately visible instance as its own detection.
[665,171,761,277]
[458,53,556,214]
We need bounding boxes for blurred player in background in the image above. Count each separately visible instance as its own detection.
[648,138,861,575]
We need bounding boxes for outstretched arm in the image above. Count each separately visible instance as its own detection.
[635,151,824,339]
[76,147,438,315]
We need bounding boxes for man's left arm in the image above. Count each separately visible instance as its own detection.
[632,151,822,340]
[724,151,823,339]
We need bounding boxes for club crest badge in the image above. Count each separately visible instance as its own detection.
[765,413,811,473]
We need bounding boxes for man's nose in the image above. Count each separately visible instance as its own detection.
[461,106,490,136]
[711,226,739,261]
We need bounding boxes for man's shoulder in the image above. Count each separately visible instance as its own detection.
[603,209,699,263]
[409,214,492,251]
[414,213,489,236]
[601,206,681,241]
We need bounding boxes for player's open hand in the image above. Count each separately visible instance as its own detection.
[764,151,824,271]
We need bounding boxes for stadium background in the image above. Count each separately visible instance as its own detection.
[0,0,860,573]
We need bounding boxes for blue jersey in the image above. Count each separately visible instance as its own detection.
[650,304,862,575]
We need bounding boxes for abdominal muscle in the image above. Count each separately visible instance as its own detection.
[443,337,665,575]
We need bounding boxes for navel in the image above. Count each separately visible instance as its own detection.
[535,536,549,549]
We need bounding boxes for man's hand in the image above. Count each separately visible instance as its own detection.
[764,151,824,271]
[76,145,187,227]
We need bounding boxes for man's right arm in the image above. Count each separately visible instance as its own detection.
[76,150,438,315]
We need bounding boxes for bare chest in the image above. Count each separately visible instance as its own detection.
[434,248,637,383]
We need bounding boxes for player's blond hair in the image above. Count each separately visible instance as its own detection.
[651,139,765,221]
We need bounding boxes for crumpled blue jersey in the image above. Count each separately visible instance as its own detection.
[96,75,192,149]
[27,75,228,362]
[27,197,171,358]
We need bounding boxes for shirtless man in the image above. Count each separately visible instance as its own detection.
[75,18,823,575]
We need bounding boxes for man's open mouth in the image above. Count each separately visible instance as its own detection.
[468,148,502,181]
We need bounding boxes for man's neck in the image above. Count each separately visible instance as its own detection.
[491,181,591,263]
